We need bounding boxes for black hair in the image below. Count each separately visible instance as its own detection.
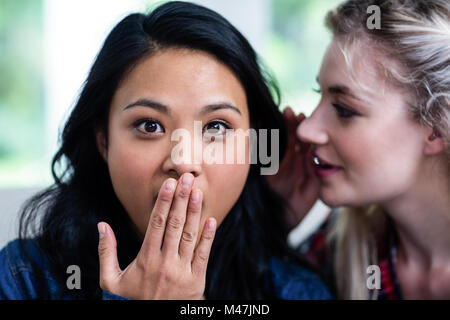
[19,1,314,299]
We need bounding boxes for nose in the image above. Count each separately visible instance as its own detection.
[162,136,203,180]
[164,160,202,179]
[296,106,328,145]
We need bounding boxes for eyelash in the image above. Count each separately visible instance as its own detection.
[205,120,231,133]
[133,118,165,135]
[133,119,232,136]
[332,103,357,119]
[312,88,357,119]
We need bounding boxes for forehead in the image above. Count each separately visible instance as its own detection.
[320,40,376,96]
[319,39,413,103]
[111,48,248,116]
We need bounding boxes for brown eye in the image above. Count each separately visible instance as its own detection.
[204,121,229,136]
[135,119,164,134]
[145,122,158,132]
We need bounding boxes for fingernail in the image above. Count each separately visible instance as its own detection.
[191,189,201,203]
[98,223,106,239]
[207,218,216,231]
[165,179,176,192]
[182,173,194,188]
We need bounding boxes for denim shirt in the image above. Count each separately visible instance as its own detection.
[0,239,332,300]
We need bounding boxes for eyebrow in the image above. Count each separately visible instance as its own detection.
[328,85,364,101]
[123,98,242,116]
[199,103,241,116]
[316,77,364,101]
[123,99,170,115]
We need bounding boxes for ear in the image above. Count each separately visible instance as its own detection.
[96,129,108,163]
[424,127,445,156]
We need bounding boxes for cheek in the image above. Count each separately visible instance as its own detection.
[107,137,161,235]
[331,119,423,203]
[364,126,419,172]
[202,163,249,227]
[199,132,251,224]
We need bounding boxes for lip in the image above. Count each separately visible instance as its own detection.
[312,152,343,179]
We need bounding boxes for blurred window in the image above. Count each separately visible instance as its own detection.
[0,0,340,188]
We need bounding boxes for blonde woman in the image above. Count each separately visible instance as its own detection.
[270,0,450,299]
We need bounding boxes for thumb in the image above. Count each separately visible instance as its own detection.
[283,107,298,128]
[297,113,306,122]
[97,222,121,290]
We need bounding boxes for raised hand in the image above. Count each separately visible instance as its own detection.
[266,107,320,231]
[97,173,216,300]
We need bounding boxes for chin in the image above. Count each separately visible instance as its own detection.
[321,194,374,209]
[321,198,342,209]
[319,190,354,209]
[318,188,339,208]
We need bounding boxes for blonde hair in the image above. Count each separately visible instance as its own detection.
[324,0,450,299]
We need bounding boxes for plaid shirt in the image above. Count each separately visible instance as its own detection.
[297,211,403,300]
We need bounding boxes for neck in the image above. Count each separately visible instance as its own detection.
[381,162,450,269]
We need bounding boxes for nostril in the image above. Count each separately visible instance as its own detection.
[168,169,179,180]
[190,170,200,178]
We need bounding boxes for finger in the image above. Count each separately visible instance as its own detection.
[297,144,316,188]
[141,178,177,255]
[293,114,307,152]
[284,107,299,129]
[283,106,295,120]
[294,142,301,154]
[301,146,317,183]
[161,173,194,256]
[297,139,313,156]
[192,218,216,277]
[98,222,121,290]
[297,113,306,124]
[284,118,301,159]
[179,188,203,261]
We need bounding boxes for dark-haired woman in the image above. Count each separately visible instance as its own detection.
[0,1,331,300]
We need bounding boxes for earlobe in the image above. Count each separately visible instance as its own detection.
[424,128,445,156]
[96,130,108,162]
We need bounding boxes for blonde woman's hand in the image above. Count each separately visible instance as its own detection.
[97,173,216,300]
[266,107,320,231]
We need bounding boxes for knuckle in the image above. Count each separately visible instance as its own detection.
[155,267,167,281]
[188,202,201,214]
[177,188,190,199]
[167,215,184,230]
[196,251,208,264]
[202,231,214,241]
[150,213,166,230]
[136,255,161,283]
[158,192,173,204]
[98,240,109,257]
[181,230,196,243]
[158,262,177,282]
[136,254,149,272]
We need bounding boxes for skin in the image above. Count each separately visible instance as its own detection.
[298,39,434,208]
[265,108,320,231]
[296,39,450,299]
[96,48,251,299]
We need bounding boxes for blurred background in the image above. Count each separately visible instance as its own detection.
[0,0,341,247]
